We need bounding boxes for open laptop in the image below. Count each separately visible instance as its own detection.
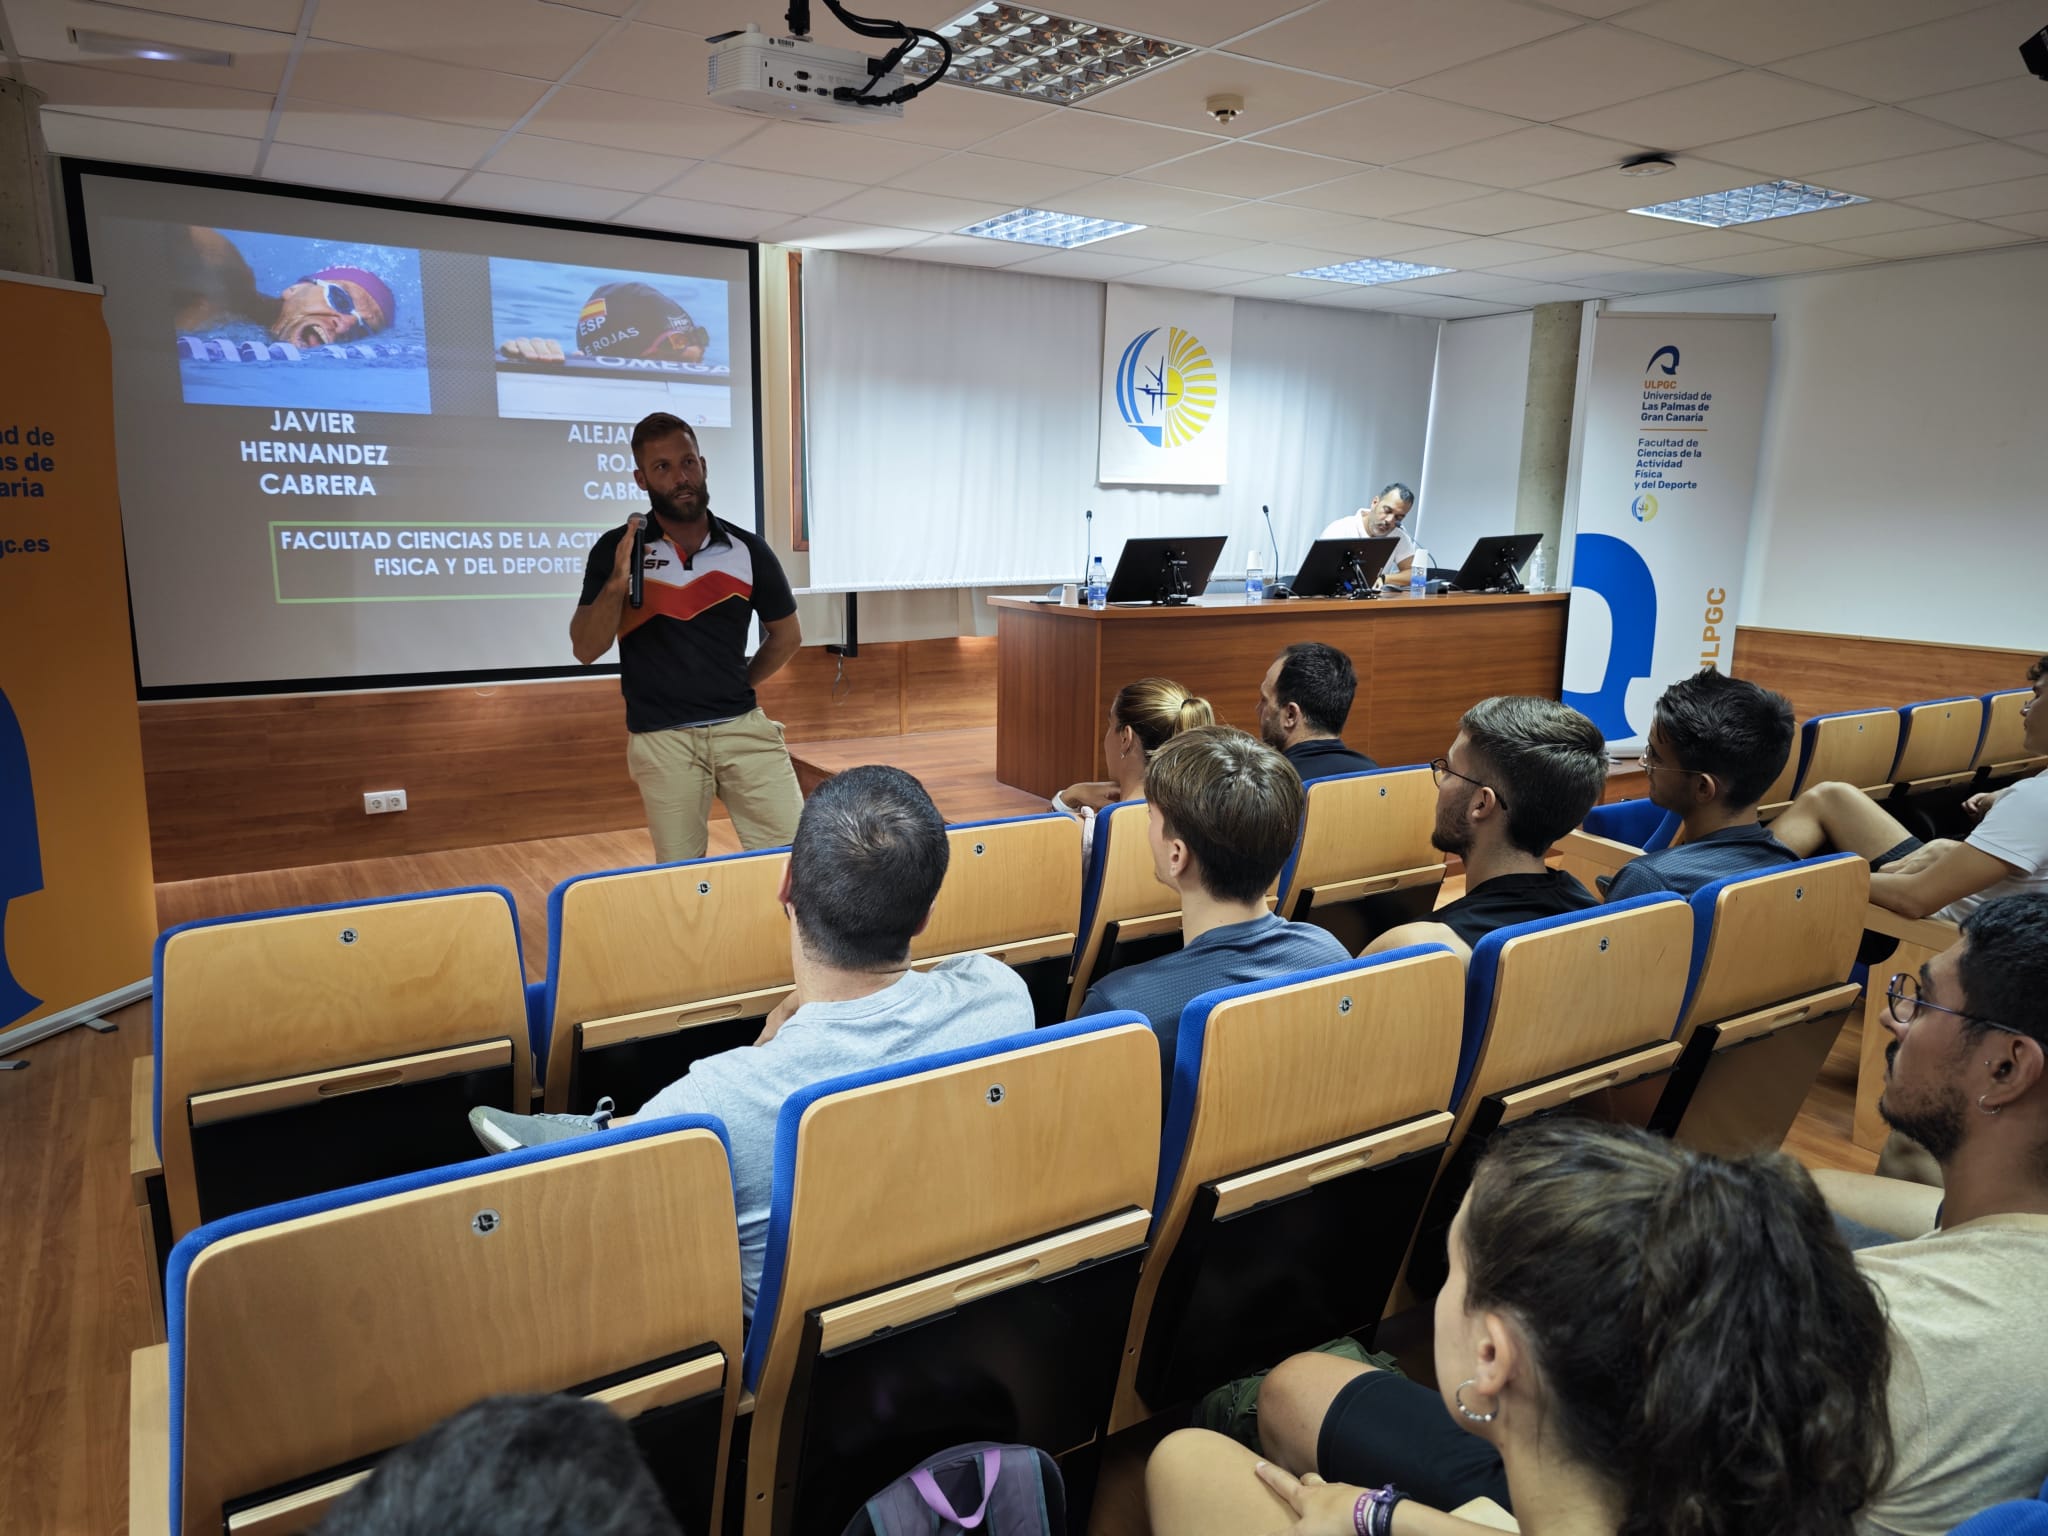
[1290,536,1402,599]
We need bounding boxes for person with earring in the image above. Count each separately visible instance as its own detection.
[1051,676,1214,861]
[1146,1120,1895,1536]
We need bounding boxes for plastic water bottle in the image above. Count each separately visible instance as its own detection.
[1528,544,1550,593]
[1410,550,1431,595]
[1245,551,1265,604]
[1086,556,1107,611]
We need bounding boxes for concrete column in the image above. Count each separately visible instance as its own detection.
[0,77,58,278]
[1514,299,1583,584]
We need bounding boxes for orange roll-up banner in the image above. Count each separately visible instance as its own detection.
[0,271,157,1052]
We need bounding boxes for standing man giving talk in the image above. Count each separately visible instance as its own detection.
[573,411,803,863]
[1319,481,1418,585]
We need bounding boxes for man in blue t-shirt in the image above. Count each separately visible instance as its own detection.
[1079,726,1349,1097]
[1605,668,1801,901]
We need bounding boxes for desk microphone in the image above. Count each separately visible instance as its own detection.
[1084,507,1094,579]
[628,509,647,610]
[1261,504,1295,599]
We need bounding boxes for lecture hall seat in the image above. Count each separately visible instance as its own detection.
[911,813,1083,1025]
[1973,687,2047,783]
[1889,695,1987,799]
[1272,767,1445,953]
[1067,800,1182,1018]
[129,1117,744,1536]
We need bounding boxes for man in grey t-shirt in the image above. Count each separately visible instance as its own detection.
[473,764,1033,1306]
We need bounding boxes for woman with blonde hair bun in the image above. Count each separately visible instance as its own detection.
[1053,676,1215,858]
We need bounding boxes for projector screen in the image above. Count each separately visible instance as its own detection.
[71,166,759,694]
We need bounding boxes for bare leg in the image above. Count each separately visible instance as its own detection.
[1145,1430,1293,1535]
[1256,1352,1379,1474]
[1768,781,1913,862]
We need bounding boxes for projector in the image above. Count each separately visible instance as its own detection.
[707,25,908,124]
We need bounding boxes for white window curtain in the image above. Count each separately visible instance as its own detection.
[802,251,1440,592]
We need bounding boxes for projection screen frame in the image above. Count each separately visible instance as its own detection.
[61,158,766,701]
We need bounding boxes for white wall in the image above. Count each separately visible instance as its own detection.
[1605,242,2048,651]
[1416,311,1532,571]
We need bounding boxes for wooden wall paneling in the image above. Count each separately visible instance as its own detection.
[755,643,904,742]
[904,637,999,734]
[1731,629,2041,720]
[995,607,1102,799]
[1362,600,1567,768]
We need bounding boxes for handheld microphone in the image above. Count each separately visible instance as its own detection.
[1261,504,1295,599]
[628,509,647,610]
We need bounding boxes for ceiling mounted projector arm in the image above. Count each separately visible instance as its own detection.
[784,0,953,106]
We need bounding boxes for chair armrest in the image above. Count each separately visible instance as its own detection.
[130,1055,160,1204]
[1861,904,1959,954]
[130,1344,171,1536]
[1555,829,1645,874]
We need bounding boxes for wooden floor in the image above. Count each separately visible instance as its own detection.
[0,726,1876,1536]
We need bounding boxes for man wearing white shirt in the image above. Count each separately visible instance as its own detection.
[1317,482,1418,585]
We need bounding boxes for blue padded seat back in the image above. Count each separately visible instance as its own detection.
[1274,766,1420,908]
[1153,946,1452,1227]
[741,1009,1150,1392]
[1678,853,1865,1022]
[164,1113,731,1536]
[152,883,526,1159]
[1457,893,1687,1107]
[1580,796,1679,853]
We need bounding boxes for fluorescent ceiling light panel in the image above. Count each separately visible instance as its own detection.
[69,28,234,64]
[1628,179,1868,228]
[960,207,1146,247]
[1294,258,1456,286]
[904,5,1193,105]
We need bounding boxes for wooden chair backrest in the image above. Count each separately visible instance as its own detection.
[1975,689,2044,774]
[1680,857,1869,1037]
[175,1125,742,1536]
[158,890,532,1238]
[914,815,1082,968]
[1755,742,1802,819]
[746,1023,1160,1520]
[1278,768,1440,920]
[1068,802,1179,1015]
[1892,698,1986,788]
[1459,900,1693,1131]
[546,851,793,1106]
[1800,709,1902,796]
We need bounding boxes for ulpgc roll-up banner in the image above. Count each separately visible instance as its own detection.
[1563,312,1773,752]
[0,272,157,1054]
[1098,285,1232,486]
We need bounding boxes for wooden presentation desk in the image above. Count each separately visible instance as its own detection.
[990,590,1570,798]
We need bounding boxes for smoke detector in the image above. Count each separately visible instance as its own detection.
[1618,153,1678,177]
[1206,93,1245,125]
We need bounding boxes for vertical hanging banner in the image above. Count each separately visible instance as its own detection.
[0,272,157,1050]
[1563,312,1773,752]
[1098,285,1232,486]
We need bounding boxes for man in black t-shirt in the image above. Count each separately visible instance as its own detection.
[1255,642,1379,783]
[1363,696,1606,965]
[572,412,803,862]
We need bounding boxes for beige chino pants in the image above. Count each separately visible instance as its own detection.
[626,708,804,863]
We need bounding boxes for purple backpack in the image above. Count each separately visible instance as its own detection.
[842,1442,1065,1536]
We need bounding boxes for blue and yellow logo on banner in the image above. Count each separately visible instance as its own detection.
[1113,325,1219,448]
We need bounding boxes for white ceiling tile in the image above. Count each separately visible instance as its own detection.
[22,60,273,138]
[887,234,1039,268]
[1756,200,1951,243]
[1597,268,1738,294]
[1558,71,1865,151]
[1395,127,1637,189]
[1824,222,2032,259]
[310,0,614,80]
[1089,225,1259,262]
[1131,142,1357,198]
[1506,210,1683,249]
[1611,0,1988,67]
[1904,79,2048,141]
[2021,133,2048,157]
[1190,201,1372,241]
[849,84,1059,151]
[1906,176,2048,221]
[1400,272,1590,301]
[1080,52,1370,140]
[289,44,547,128]
[1301,214,1467,254]
[1685,245,1878,276]
[662,161,867,213]
[1486,252,1662,282]
[1770,0,2044,102]
[273,99,506,168]
[1048,179,1245,228]
[1829,143,2048,201]
[1059,0,1315,49]
[523,86,765,159]
[889,153,1102,205]
[39,112,259,175]
[1390,235,1562,268]
[976,113,1222,176]
[808,185,1014,233]
[1604,228,1785,262]
[1126,262,1252,290]
[1406,26,1735,121]
[637,0,964,43]
[1406,189,1610,234]
[1523,158,1754,211]
[1225,0,1580,88]
[262,143,463,201]
[765,217,930,254]
[1216,274,1352,300]
[577,22,721,104]
[624,196,792,241]
[109,0,304,27]
[1699,108,1981,180]
[450,173,640,221]
[1187,242,1354,275]
[714,121,947,183]
[485,134,696,193]
[1989,210,2048,239]
[1001,249,1172,281]
[1249,92,1530,165]
[1393,295,1524,317]
[5,5,287,93]
[1276,167,1493,217]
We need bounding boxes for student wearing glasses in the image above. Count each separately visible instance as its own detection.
[1362,697,1607,965]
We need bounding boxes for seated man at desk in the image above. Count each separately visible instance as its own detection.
[1318,482,1417,586]
[1365,696,1607,965]
[1256,642,1378,783]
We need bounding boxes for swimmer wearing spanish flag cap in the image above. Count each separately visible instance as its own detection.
[499,280,712,366]
[170,226,397,348]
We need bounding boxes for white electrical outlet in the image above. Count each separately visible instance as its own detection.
[363,789,408,814]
